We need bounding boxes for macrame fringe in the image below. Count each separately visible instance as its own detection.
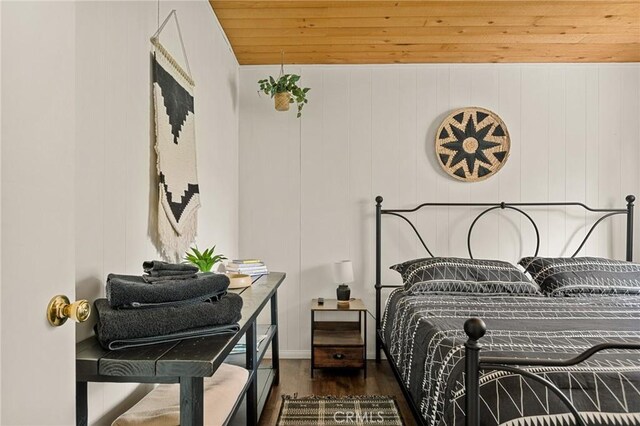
[158,195,198,263]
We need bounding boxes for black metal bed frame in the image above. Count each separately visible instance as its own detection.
[374,194,640,426]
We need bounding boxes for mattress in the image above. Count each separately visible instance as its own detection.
[381,289,640,425]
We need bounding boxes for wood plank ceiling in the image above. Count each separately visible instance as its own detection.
[209,1,640,64]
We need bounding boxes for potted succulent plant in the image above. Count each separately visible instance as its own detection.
[184,245,227,272]
[258,74,310,118]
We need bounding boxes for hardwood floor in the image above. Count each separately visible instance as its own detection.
[259,359,417,425]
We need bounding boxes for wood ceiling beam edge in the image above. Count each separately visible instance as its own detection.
[237,56,640,65]
[237,51,640,57]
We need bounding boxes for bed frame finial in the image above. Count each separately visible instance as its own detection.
[464,318,487,343]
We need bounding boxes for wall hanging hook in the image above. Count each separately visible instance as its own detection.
[150,9,192,79]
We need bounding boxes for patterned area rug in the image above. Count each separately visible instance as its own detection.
[276,395,404,425]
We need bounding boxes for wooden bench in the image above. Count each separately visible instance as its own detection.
[76,272,285,426]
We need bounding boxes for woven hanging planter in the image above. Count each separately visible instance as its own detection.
[274,92,291,111]
[435,107,510,182]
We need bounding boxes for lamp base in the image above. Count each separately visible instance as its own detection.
[336,283,351,300]
[337,283,351,309]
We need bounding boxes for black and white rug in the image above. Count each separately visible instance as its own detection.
[277,395,404,425]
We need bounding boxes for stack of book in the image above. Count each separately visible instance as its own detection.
[226,259,269,277]
[229,332,269,355]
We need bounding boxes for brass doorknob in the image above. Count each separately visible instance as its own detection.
[47,295,91,326]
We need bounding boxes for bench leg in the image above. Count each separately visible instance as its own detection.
[271,292,280,386]
[180,376,204,426]
[246,320,258,425]
[76,381,88,426]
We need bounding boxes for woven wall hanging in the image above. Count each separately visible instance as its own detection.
[151,11,200,262]
[435,107,510,182]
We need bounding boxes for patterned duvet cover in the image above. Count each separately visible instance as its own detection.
[381,290,640,425]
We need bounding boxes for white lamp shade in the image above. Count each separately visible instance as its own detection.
[332,260,354,284]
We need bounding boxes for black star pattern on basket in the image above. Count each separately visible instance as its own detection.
[441,115,501,174]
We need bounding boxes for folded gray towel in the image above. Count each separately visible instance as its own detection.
[143,260,198,276]
[142,273,198,283]
[101,324,240,351]
[94,293,243,350]
[106,272,230,308]
[142,261,199,283]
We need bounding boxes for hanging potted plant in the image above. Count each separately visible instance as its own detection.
[258,53,310,118]
[258,74,310,118]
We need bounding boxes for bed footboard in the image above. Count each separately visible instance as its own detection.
[463,318,640,426]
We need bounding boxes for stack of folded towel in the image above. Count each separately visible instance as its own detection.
[141,260,199,283]
[94,261,243,351]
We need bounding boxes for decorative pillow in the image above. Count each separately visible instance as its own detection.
[518,256,640,296]
[390,257,540,295]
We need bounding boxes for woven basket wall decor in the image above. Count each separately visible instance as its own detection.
[435,107,510,182]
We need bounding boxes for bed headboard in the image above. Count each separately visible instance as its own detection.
[373,195,635,362]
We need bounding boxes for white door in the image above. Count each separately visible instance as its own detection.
[1,1,77,424]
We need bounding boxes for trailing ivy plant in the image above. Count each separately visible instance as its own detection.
[258,74,310,118]
[184,245,227,272]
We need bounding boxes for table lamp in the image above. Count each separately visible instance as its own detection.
[333,260,354,308]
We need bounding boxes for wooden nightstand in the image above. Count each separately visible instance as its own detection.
[311,298,367,378]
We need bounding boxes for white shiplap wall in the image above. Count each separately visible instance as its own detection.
[75,2,239,424]
[239,63,640,358]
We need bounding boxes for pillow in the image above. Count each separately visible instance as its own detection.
[518,256,640,296]
[390,257,540,295]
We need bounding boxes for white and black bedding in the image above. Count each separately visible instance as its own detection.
[381,290,640,425]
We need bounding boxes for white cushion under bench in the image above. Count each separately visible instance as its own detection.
[112,363,249,426]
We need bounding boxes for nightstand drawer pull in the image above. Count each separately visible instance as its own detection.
[333,353,345,360]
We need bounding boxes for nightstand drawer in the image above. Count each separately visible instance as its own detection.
[313,346,364,368]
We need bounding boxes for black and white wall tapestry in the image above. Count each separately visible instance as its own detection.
[152,38,200,262]
[435,107,510,182]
